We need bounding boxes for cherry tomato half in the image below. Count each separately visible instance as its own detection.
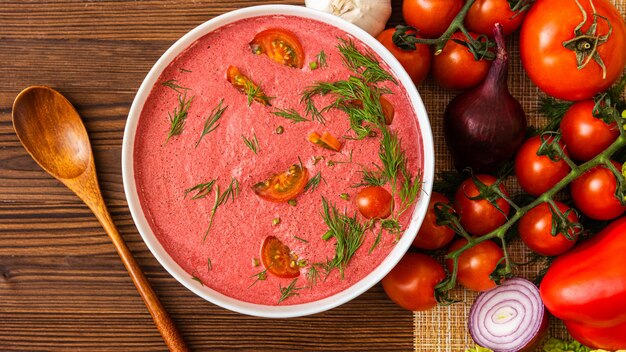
[250,28,304,68]
[454,175,510,236]
[377,28,431,85]
[402,0,463,38]
[447,238,504,292]
[413,192,456,250]
[519,202,579,257]
[560,100,619,161]
[344,96,396,125]
[514,136,571,196]
[226,65,272,106]
[308,131,342,152]
[261,236,300,278]
[431,32,491,90]
[253,163,309,203]
[356,186,393,219]
[571,161,626,220]
[382,252,445,311]
[466,0,527,37]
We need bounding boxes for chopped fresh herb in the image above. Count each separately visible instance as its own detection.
[207,258,213,271]
[184,179,217,200]
[252,258,260,267]
[272,217,281,226]
[178,68,192,73]
[272,108,308,123]
[379,129,406,187]
[297,259,308,267]
[244,79,273,106]
[305,171,326,193]
[288,199,297,207]
[165,92,194,143]
[306,264,321,287]
[337,38,397,84]
[242,134,259,154]
[293,235,309,243]
[161,79,190,94]
[340,193,350,200]
[204,178,240,240]
[278,278,302,303]
[309,61,319,70]
[249,269,267,288]
[370,228,383,254]
[275,125,284,134]
[316,50,328,68]
[196,99,228,148]
[353,166,387,187]
[191,274,204,286]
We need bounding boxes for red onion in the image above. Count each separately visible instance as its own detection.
[444,24,527,172]
[469,278,548,352]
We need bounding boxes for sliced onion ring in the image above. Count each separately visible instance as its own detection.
[469,278,548,352]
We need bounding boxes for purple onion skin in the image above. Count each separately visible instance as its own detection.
[444,24,527,173]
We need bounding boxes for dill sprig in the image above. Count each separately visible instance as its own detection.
[293,235,308,243]
[207,258,213,271]
[317,50,328,68]
[184,179,217,200]
[306,265,320,287]
[305,171,326,193]
[242,134,259,154]
[204,178,240,240]
[272,108,309,123]
[178,68,192,73]
[249,269,267,288]
[196,99,228,148]
[165,92,194,143]
[161,79,190,94]
[320,197,367,278]
[244,81,273,106]
[353,165,387,187]
[191,272,205,286]
[337,38,397,85]
[278,278,302,304]
[379,129,406,187]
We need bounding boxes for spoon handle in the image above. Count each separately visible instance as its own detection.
[95,206,190,352]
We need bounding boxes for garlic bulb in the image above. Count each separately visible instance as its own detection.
[305,0,392,37]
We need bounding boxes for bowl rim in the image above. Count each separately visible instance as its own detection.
[122,4,435,318]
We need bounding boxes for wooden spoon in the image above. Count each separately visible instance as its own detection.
[12,86,189,352]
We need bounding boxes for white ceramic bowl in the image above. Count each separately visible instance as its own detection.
[122,4,434,318]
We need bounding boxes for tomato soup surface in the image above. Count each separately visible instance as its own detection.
[134,15,424,305]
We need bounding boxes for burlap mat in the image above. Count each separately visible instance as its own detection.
[414,1,626,350]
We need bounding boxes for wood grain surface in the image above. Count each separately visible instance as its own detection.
[0,1,417,351]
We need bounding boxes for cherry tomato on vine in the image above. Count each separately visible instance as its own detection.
[520,0,626,100]
[356,186,393,219]
[413,192,456,250]
[514,136,571,196]
[382,252,445,311]
[446,238,504,292]
[261,236,300,278]
[560,100,620,161]
[466,0,527,37]
[431,32,491,90]
[519,202,579,257]
[249,28,304,68]
[454,175,510,236]
[377,28,431,85]
[402,0,463,38]
[571,161,626,220]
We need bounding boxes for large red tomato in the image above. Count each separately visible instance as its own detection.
[402,0,463,38]
[520,0,626,100]
[560,100,620,161]
[377,28,431,85]
[412,192,456,250]
[447,238,504,292]
[514,135,571,196]
[466,0,527,36]
[570,161,626,220]
[454,175,510,236]
[431,32,491,90]
[518,202,579,256]
[382,253,445,311]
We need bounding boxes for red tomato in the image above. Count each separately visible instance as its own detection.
[308,131,342,152]
[454,175,510,236]
[249,28,304,68]
[566,320,626,350]
[514,136,571,196]
[466,0,527,36]
[382,253,445,311]
[402,0,464,38]
[520,0,626,100]
[570,161,626,220]
[355,186,393,219]
[226,65,272,106]
[253,163,309,203]
[260,236,300,278]
[377,28,431,85]
[560,100,619,161]
[431,32,491,90]
[519,202,579,256]
[446,238,504,291]
[413,192,456,250]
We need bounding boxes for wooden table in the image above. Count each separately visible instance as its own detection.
[0,1,417,350]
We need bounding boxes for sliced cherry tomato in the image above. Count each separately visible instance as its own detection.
[560,100,620,161]
[514,136,571,196]
[413,192,456,250]
[431,32,491,90]
[356,186,393,219]
[376,28,431,85]
[249,28,304,68]
[571,161,626,220]
[447,238,504,292]
[519,202,579,256]
[454,175,510,236]
[382,252,445,311]
[345,96,395,125]
[308,131,342,152]
[253,163,309,203]
[466,0,527,37]
[226,65,272,106]
[261,236,300,278]
[402,0,463,38]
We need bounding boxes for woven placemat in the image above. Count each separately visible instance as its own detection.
[414,1,626,350]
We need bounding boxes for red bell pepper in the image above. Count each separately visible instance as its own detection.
[565,320,626,350]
